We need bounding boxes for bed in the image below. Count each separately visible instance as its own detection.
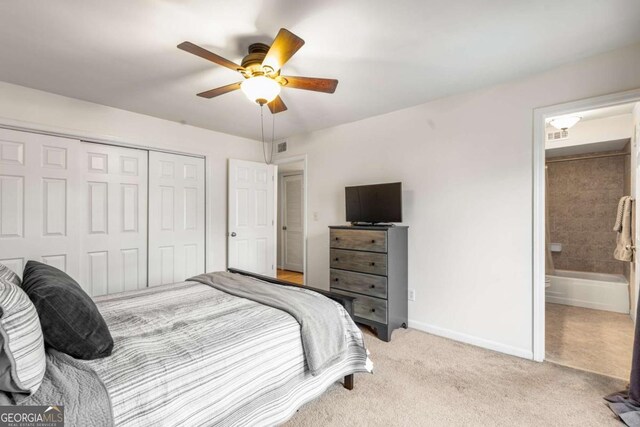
[1,269,371,426]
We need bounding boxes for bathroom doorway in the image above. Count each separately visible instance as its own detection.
[533,92,640,379]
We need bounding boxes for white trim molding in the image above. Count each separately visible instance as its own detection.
[532,88,640,362]
[409,319,533,360]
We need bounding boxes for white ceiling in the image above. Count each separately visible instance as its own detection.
[575,103,636,121]
[547,103,637,123]
[278,161,304,174]
[1,1,639,140]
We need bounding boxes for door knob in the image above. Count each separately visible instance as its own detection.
[230,232,237,237]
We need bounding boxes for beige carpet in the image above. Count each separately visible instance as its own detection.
[546,303,634,380]
[285,328,626,426]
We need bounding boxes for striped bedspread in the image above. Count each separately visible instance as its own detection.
[80,279,370,426]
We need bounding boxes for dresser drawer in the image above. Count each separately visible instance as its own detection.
[330,269,387,298]
[332,289,387,324]
[330,249,387,276]
[330,229,387,252]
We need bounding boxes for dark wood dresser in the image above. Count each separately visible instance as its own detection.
[329,225,408,341]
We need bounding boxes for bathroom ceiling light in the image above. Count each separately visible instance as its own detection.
[549,115,582,130]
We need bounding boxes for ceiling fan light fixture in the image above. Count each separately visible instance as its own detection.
[179,28,336,114]
[241,76,281,105]
[549,115,582,130]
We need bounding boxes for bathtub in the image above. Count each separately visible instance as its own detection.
[546,269,630,314]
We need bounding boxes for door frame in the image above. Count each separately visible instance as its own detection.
[280,172,304,272]
[532,88,640,362]
[273,154,308,286]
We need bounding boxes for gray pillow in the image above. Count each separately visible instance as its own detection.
[21,261,113,360]
[0,264,20,287]
[0,264,46,394]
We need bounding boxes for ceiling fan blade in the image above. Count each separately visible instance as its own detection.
[262,29,305,73]
[197,82,242,99]
[281,76,338,93]
[267,96,288,114]
[178,41,244,73]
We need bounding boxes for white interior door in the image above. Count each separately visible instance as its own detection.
[148,152,205,286]
[282,174,304,272]
[0,128,81,280]
[228,159,277,277]
[79,142,148,296]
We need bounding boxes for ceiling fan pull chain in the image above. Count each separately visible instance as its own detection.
[261,105,273,165]
[261,105,267,164]
[271,113,276,162]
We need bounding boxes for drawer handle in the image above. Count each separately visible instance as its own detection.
[371,308,376,313]
[335,237,339,241]
[371,239,376,243]
[334,258,339,261]
[334,278,339,282]
[369,262,375,266]
[369,284,375,289]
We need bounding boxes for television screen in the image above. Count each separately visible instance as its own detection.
[345,182,402,224]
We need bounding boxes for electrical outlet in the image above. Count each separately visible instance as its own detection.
[408,289,416,301]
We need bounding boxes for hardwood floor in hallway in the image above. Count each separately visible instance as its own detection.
[277,269,304,285]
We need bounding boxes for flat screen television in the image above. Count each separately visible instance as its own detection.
[345,182,402,224]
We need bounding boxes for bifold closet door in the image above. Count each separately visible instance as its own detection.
[0,128,81,280]
[79,143,148,296]
[148,152,205,286]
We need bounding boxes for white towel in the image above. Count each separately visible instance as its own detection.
[614,196,633,262]
[613,196,630,232]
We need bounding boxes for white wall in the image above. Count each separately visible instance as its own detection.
[0,81,263,273]
[276,42,640,358]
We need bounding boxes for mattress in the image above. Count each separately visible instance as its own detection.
[7,278,370,426]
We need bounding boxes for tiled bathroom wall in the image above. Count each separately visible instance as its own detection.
[547,150,627,274]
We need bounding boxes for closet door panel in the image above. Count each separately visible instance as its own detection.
[148,152,205,286]
[0,128,81,280]
[79,143,148,296]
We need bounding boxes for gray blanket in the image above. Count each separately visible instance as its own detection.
[190,271,352,375]
[0,350,113,427]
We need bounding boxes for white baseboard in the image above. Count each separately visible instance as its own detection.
[408,319,534,360]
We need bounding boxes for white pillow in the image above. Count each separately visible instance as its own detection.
[0,264,46,394]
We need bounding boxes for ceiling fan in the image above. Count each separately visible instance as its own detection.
[178,28,338,114]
